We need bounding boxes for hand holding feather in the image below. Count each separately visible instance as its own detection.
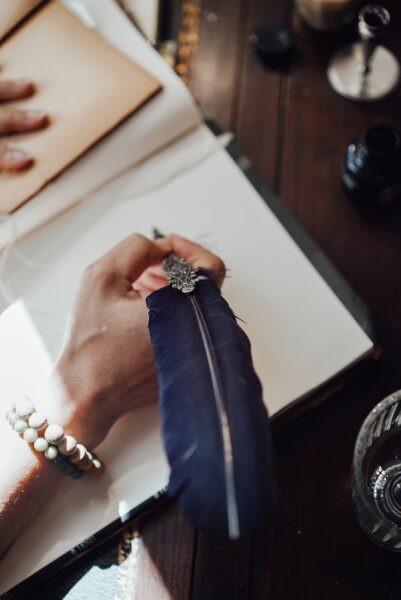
[147,236,277,538]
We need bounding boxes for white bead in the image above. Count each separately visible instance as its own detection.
[23,428,38,443]
[6,410,19,426]
[34,437,49,452]
[15,399,35,420]
[77,452,93,471]
[44,424,65,445]
[28,412,48,431]
[44,445,58,460]
[70,443,86,464]
[14,419,28,434]
[91,458,104,476]
[70,446,93,471]
[58,435,77,456]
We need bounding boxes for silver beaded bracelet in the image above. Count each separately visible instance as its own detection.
[6,398,103,479]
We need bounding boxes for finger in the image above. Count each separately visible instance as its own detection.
[167,234,226,287]
[99,233,173,282]
[0,109,48,135]
[133,271,168,293]
[0,80,34,103]
[146,264,169,279]
[0,145,33,172]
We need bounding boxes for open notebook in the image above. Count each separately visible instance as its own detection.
[0,1,374,597]
[0,0,162,213]
[0,0,201,248]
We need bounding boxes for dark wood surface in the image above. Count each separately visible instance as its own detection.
[40,1,401,599]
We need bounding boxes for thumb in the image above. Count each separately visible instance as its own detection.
[97,233,172,283]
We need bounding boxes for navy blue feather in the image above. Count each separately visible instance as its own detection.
[146,272,277,538]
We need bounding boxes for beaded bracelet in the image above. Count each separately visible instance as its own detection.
[5,398,103,479]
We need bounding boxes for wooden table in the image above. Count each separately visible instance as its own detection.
[41,1,401,598]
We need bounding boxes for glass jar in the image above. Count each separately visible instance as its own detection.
[343,124,401,205]
[353,390,401,551]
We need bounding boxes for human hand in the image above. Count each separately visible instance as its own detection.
[133,234,226,292]
[0,80,48,172]
[57,234,225,448]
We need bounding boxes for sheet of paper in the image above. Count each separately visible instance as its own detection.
[0,127,372,592]
[0,0,202,244]
[120,0,160,41]
[0,0,44,41]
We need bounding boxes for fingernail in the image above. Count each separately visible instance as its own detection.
[16,79,35,94]
[25,110,47,121]
[155,238,173,251]
[2,147,33,171]
[22,110,49,128]
[4,148,30,161]
[25,110,49,129]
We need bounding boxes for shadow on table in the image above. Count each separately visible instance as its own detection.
[29,497,257,600]
[30,501,192,600]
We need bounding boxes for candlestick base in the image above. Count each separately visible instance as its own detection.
[327,42,400,102]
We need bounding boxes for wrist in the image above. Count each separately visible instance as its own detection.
[61,403,111,450]
[50,358,115,450]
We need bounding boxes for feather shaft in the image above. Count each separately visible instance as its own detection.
[189,294,240,538]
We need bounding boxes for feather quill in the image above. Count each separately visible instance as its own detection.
[147,259,276,538]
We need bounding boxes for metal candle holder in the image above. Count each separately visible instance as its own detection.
[327,5,400,101]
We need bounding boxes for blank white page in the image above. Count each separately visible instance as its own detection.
[0,137,372,592]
